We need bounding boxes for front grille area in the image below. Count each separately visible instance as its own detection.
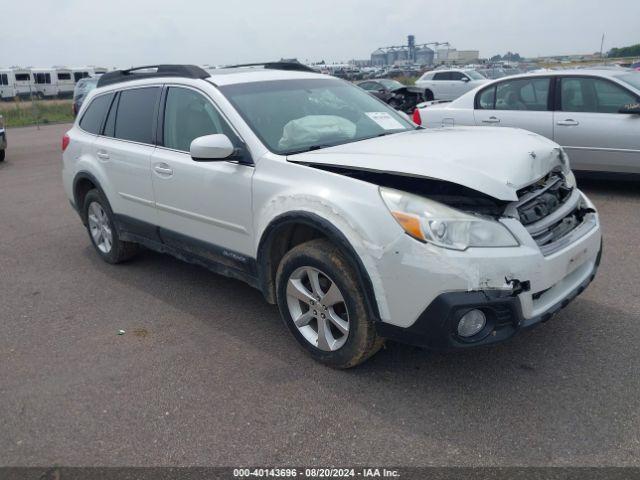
[515,172,594,255]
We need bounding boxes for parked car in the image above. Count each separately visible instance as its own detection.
[415,68,489,100]
[356,78,425,113]
[0,114,6,161]
[62,63,601,368]
[414,69,640,173]
[72,76,100,116]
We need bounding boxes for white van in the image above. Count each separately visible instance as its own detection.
[55,68,75,97]
[11,68,35,98]
[70,67,92,84]
[0,69,17,100]
[32,68,76,98]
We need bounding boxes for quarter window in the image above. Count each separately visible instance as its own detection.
[163,87,231,152]
[79,93,115,135]
[114,87,160,144]
[477,86,496,109]
[560,77,637,113]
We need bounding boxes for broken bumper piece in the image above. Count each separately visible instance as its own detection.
[376,244,602,351]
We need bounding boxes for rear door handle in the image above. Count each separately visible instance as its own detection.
[557,119,579,126]
[96,150,109,160]
[153,163,173,176]
[482,116,500,124]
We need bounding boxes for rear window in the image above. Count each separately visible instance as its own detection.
[114,87,160,144]
[79,93,115,134]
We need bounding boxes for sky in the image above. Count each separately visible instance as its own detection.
[1,0,639,68]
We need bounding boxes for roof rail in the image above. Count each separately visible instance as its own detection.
[97,64,210,88]
[223,62,318,73]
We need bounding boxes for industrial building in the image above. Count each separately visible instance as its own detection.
[370,35,443,67]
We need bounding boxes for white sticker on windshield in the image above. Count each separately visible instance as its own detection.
[365,112,404,130]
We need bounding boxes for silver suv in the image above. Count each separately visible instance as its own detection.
[62,64,602,368]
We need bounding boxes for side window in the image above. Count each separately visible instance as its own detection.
[450,71,466,81]
[359,82,378,91]
[57,73,71,81]
[79,93,115,135]
[163,87,232,152]
[114,87,161,144]
[477,86,496,109]
[433,72,451,81]
[0,74,6,86]
[495,78,550,111]
[560,77,637,113]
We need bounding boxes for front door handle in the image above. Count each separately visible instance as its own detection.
[557,119,579,126]
[482,116,500,124]
[96,150,110,160]
[153,163,173,176]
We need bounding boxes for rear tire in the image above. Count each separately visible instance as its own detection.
[0,150,5,162]
[83,189,139,264]
[425,89,434,101]
[276,239,383,368]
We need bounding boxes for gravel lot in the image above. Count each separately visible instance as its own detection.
[1,124,639,467]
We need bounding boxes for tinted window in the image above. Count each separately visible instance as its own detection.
[450,71,467,81]
[163,87,231,152]
[57,73,71,80]
[477,86,496,109]
[359,82,378,91]
[560,77,637,113]
[0,74,7,85]
[74,72,89,82]
[79,93,114,134]
[114,87,160,144]
[495,77,550,111]
[433,72,450,81]
[15,74,30,81]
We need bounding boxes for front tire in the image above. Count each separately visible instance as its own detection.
[276,239,383,368]
[83,189,139,264]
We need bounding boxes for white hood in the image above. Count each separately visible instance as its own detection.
[288,127,566,201]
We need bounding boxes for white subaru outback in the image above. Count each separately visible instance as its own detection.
[62,64,602,368]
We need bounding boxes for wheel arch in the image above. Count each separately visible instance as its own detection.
[256,211,381,321]
[72,170,108,224]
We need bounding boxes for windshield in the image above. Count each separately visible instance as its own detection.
[74,78,98,99]
[378,79,404,90]
[616,73,640,92]
[465,70,486,80]
[220,78,415,155]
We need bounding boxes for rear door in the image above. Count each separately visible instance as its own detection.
[93,86,160,225]
[553,76,640,173]
[473,76,554,138]
[150,85,255,262]
[449,71,470,99]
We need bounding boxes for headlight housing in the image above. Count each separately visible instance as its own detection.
[380,187,519,251]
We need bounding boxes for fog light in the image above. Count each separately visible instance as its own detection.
[457,309,486,337]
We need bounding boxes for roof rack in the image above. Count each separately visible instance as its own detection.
[97,65,210,88]
[222,62,317,73]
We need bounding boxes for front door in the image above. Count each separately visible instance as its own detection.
[150,86,255,268]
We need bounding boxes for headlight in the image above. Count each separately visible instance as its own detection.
[380,187,519,250]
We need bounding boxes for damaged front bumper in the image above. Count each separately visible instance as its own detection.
[371,189,602,350]
[376,244,601,350]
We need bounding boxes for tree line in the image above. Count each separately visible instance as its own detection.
[608,44,640,58]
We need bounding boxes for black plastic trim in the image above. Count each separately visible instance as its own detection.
[256,211,381,320]
[97,65,210,88]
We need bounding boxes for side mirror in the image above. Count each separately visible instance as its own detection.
[190,134,234,161]
[619,103,640,114]
[461,77,470,82]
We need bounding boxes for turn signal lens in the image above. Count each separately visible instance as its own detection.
[390,211,426,242]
